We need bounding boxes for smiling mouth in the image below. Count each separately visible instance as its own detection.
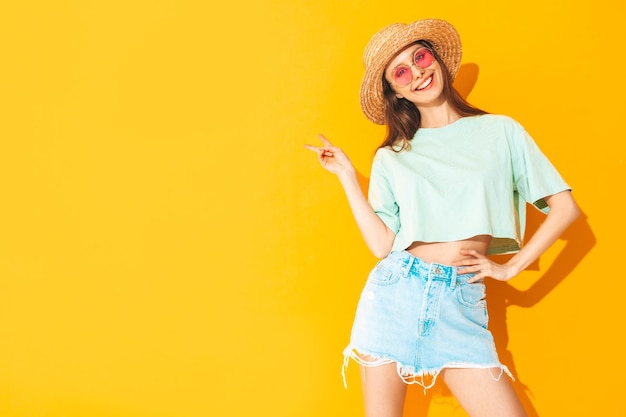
[416,75,433,91]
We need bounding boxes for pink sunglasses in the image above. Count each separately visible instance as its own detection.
[390,47,435,87]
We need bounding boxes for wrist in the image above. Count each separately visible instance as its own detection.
[503,259,523,280]
[337,165,357,182]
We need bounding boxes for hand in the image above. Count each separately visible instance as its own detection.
[304,134,354,176]
[452,249,516,283]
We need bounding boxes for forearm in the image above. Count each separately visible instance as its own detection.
[337,168,395,258]
[505,191,580,277]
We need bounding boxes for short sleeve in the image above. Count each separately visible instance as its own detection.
[508,119,571,213]
[368,150,400,234]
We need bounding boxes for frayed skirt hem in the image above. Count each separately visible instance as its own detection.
[342,347,514,393]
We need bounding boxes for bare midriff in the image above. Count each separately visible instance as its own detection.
[406,234,492,265]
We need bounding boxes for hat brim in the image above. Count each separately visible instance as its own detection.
[360,19,462,125]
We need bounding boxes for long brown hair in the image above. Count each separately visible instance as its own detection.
[379,41,487,151]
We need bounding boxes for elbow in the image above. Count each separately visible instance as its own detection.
[568,199,581,224]
[549,190,581,226]
[561,191,581,224]
[372,247,392,259]
[368,239,393,259]
[365,226,395,259]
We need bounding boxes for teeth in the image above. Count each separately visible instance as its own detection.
[417,76,432,90]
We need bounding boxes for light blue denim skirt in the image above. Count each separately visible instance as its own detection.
[343,251,511,390]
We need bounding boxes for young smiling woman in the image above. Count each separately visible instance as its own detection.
[305,18,579,417]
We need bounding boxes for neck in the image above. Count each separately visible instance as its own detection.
[418,103,461,128]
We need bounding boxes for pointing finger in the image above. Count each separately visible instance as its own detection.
[318,134,333,147]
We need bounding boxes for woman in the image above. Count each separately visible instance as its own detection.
[305,18,579,417]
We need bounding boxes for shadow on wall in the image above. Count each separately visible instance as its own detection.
[353,62,597,416]
[485,208,595,416]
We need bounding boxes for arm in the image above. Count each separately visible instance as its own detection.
[305,135,395,258]
[502,190,580,277]
[454,190,580,282]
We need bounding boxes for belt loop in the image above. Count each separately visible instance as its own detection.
[449,267,458,288]
[404,253,415,277]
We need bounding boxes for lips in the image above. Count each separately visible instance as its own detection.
[415,75,433,91]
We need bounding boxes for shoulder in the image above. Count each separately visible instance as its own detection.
[468,114,523,129]
[373,143,404,160]
[372,146,396,170]
[371,144,407,176]
[465,115,529,142]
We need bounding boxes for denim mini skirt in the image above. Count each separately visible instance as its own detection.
[343,251,511,390]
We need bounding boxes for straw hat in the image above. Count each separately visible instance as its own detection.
[360,18,462,125]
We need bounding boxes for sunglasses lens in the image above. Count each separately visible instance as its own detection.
[392,67,412,87]
[415,48,434,68]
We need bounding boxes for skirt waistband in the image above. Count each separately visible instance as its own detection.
[386,250,475,285]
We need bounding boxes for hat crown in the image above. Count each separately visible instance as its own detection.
[362,23,407,69]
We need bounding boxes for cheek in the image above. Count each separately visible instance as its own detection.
[434,64,446,82]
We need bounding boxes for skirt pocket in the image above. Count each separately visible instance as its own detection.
[366,258,402,286]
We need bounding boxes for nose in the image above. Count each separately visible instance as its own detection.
[410,64,425,80]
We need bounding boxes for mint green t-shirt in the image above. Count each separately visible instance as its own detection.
[368,114,571,255]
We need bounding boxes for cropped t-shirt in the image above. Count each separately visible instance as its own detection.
[368,114,571,255]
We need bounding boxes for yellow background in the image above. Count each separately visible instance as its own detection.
[0,1,623,416]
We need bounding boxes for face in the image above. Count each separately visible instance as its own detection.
[384,43,445,107]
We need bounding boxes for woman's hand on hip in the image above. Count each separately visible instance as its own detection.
[452,249,517,283]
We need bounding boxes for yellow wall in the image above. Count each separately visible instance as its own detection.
[1,1,623,416]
